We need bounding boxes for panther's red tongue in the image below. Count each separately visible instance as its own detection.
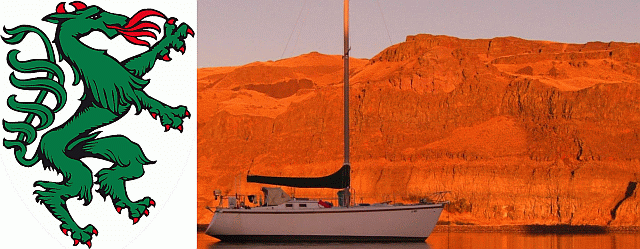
[106,9,166,46]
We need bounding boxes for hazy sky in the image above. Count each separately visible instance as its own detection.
[198,0,640,68]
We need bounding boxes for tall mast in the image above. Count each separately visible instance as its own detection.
[343,0,350,169]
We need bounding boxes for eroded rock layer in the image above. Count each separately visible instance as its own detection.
[197,35,640,226]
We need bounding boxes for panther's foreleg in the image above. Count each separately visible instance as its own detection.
[121,17,193,78]
[119,17,193,133]
[133,89,190,132]
[73,135,156,224]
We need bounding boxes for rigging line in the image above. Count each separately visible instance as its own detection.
[281,0,307,59]
[376,0,393,45]
[291,4,310,57]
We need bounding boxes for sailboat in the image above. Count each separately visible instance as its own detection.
[204,0,447,242]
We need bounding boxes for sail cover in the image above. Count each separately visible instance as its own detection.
[247,164,350,189]
[262,187,291,206]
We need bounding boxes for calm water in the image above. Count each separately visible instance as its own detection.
[198,232,640,249]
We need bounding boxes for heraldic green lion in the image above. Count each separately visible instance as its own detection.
[3,2,193,247]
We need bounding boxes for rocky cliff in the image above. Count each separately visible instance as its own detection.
[197,35,640,226]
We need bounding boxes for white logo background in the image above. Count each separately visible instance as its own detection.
[0,0,196,248]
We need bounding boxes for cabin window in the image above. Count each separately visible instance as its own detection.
[299,204,307,207]
[285,204,293,207]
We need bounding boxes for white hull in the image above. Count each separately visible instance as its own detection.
[205,203,444,242]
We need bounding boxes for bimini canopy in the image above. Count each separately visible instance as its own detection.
[262,187,291,206]
[247,164,350,189]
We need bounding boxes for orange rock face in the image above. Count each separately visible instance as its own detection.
[197,35,640,226]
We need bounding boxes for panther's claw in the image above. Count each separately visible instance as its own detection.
[144,209,149,216]
[151,112,157,119]
[87,241,92,248]
[92,228,98,236]
[179,46,185,54]
[162,54,171,61]
[116,206,122,214]
[164,125,170,132]
[177,125,183,133]
[185,110,190,118]
[150,199,156,206]
[133,217,140,224]
[62,228,68,236]
[187,27,194,37]
[73,239,79,246]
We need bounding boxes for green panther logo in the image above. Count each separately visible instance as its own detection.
[3,2,193,247]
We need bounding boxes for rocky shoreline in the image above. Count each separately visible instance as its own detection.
[196,224,640,234]
[431,224,640,234]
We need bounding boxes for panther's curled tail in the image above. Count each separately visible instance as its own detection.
[2,25,73,166]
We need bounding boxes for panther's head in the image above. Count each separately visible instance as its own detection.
[43,1,166,46]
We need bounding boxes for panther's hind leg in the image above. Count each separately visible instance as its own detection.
[36,129,98,247]
[74,135,156,224]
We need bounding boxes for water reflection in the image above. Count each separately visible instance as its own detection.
[426,232,640,249]
[209,242,430,249]
[198,232,640,249]
[198,233,430,249]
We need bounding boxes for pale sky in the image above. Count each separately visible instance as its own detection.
[198,0,640,68]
